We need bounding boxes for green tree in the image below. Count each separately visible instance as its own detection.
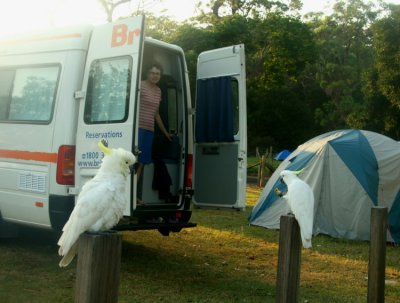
[307,0,378,129]
[246,14,318,150]
[370,4,400,109]
[143,14,180,40]
[353,4,400,139]
[357,68,400,139]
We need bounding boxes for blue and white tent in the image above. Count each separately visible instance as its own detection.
[249,129,400,243]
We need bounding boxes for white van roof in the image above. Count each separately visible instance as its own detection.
[0,25,93,55]
[144,36,183,53]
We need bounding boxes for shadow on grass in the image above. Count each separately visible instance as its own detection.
[0,226,59,245]
[0,227,74,303]
[193,203,400,269]
[119,239,276,303]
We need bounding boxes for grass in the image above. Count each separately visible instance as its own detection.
[0,185,399,302]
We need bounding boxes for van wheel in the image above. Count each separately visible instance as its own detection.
[158,228,170,236]
[170,227,182,233]
[0,219,19,238]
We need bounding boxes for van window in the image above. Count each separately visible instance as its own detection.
[84,57,132,124]
[0,66,60,123]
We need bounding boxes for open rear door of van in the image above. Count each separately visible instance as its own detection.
[193,44,247,210]
[75,16,144,215]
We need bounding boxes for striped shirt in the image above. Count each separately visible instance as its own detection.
[138,80,162,131]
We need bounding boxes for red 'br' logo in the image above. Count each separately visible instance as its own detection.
[111,24,141,48]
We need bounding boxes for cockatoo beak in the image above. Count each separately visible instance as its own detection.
[274,188,284,197]
[129,163,139,175]
[98,139,112,155]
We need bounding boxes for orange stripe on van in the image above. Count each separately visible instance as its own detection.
[0,149,58,163]
[0,33,83,46]
[35,201,44,208]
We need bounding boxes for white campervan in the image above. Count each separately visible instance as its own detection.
[0,16,247,237]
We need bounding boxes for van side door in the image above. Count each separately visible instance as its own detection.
[193,44,247,209]
[75,16,144,215]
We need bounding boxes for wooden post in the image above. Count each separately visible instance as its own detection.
[259,155,266,187]
[75,232,122,303]
[367,207,387,303]
[276,215,301,303]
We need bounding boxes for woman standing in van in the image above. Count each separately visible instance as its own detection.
[137,63,171,203]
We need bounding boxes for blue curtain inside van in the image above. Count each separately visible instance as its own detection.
[195,76,234,143]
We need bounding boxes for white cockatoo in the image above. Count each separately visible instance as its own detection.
[57,140,136,267]
[278,169,315,249]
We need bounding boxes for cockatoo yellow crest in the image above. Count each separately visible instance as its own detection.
[278,169,314,248]
[292,168,304,175]
[57,141,136,267]
[98,140,112,155]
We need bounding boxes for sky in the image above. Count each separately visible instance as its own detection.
[0,0,400,39]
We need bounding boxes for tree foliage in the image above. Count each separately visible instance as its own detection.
[370,4,400,109]
[305,0,377,130]
[246,14,317,149]
[359,4,400,139]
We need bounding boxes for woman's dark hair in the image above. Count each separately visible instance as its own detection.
[146,62,163,75]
